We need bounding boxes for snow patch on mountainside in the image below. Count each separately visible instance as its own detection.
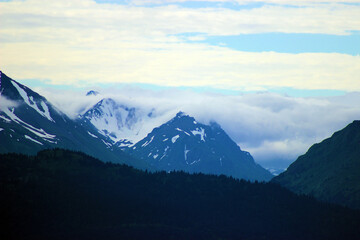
[176,127,191,136]
[4,108,56,140]
[40,101,54,122]
[0,115,11,122]
[142,135,154,147]
[25,135,43,145]
[87,131,98,138]
[11,81,55,122]
[189,159,201,165]
[191,127,206,142]
[102,139,112,148]
[172,135,179,143]
[160,146,169,160]
[184,144,190,163]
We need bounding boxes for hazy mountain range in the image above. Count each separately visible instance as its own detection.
[2,70,360,206]
[0,71,272,181]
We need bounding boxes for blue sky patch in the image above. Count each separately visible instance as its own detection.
[176,32,360,55]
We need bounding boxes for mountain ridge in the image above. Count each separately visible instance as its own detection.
[272,120,360,209]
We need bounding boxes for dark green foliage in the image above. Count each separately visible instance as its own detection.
[272,120,360,209]
[1,149,360,240]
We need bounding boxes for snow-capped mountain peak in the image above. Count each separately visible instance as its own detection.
[79,98,166,147]
[81,98,138,143]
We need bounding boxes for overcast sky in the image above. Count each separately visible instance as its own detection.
[1,0,360,168]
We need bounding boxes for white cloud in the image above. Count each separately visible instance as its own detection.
[0,0,360,92]
[2,43,360,92]
[2,0,359,36]
[0,95,19,110]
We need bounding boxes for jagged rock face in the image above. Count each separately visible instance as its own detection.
[127,112,273,182]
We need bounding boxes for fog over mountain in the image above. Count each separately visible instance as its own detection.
[34,86,360,169]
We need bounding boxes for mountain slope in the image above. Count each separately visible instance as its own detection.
[272,120,360,209]
[0,71,146,169]
[1,149,360,240]
[127,112,273,181]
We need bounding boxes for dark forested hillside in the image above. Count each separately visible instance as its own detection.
[1,149,360,240]
[272,120,360,209]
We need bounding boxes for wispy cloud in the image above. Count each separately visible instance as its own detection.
[0,95,19,110]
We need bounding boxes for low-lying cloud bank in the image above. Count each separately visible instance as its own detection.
[36,86,360,168]
[0,95,19,110]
